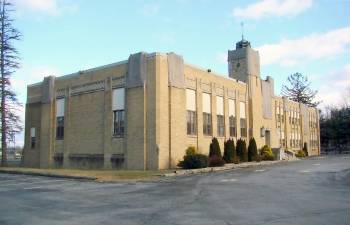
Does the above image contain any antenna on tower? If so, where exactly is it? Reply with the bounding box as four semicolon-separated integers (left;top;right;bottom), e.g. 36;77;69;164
240;22;244;40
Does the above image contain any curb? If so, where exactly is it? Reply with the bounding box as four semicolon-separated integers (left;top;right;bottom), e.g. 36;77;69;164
162;159;298;177
0;170;97;181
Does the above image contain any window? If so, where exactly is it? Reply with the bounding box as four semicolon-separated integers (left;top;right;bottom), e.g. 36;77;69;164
113;110;125;136
229;99;236;137
216;96;224;137
56;117;64;139
113;88;125;136
30;127;36;149
56;98;65;140
186;89;197;135
240;101;247;138
202;93;212;136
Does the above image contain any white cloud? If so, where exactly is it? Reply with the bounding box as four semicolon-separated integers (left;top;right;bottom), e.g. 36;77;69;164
13;0;78;16
257;27;350;66
317;64;350;108
232;0;313;20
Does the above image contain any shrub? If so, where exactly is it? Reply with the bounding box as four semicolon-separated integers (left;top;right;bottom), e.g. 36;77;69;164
223;138;236;163
186;146;196;156
296;149;306;158
209;137;222;158
236;139;248;162
209;155;226;167
248;138;258;162
260;145;275;161
303;142;308;157
178;154;208;169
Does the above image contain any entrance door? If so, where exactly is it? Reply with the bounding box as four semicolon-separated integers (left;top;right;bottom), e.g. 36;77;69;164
265;130;271;146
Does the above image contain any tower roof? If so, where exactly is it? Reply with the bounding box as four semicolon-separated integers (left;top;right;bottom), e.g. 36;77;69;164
236;38;251;49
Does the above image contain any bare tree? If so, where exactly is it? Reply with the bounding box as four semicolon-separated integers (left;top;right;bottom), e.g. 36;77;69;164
281;72;320;107
0;0;22;166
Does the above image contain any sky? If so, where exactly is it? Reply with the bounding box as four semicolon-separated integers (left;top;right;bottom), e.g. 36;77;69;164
8;0;350;147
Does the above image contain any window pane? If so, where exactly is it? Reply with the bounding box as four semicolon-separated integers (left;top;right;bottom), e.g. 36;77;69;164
112;88;125;111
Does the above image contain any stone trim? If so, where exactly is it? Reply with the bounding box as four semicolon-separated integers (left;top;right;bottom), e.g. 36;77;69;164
70;80;105;96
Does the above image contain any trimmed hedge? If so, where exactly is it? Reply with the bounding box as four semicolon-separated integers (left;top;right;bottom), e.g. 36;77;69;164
236;139;248;162
248;138;258;162
223;138;236;163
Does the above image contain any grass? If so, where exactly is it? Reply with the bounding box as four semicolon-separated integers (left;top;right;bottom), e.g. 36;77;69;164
0;167;172;182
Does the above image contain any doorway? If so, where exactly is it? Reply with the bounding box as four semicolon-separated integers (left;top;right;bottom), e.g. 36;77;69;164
265;130;271;146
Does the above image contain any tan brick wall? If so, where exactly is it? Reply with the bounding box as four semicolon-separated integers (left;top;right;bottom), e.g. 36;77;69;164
23;51;320;170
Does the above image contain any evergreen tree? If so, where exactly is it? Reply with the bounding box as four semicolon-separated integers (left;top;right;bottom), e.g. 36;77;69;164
236;139;248;162
303;142;308;156
209;137;222;157
223;138;235;163
281;72;320;107
0;1;22;167
248;138;258;162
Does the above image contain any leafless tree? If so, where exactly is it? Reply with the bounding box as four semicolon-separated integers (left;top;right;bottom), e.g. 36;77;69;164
0;0;22;166
281;72;320;107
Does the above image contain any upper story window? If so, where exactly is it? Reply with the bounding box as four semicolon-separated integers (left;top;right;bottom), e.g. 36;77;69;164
216;96;224;137
186;89;197;135
240;101;247;138
229;99;236;137
56;98;65;140
112;88;125;137
30;127;36;149
202;93;212;136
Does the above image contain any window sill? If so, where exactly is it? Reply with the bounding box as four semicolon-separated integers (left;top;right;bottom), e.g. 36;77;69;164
187;135;197;138
112;135;124;139
56;138;64;141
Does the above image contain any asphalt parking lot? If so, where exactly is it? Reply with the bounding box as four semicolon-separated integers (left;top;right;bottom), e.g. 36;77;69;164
1;155;350;225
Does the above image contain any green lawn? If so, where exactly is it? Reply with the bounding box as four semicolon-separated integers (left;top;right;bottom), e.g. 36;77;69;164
0;167;172;182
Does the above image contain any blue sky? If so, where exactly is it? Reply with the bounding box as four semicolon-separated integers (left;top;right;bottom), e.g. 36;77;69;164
10;0;350;146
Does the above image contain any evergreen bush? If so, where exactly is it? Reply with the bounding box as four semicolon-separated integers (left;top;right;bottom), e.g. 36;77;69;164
177;147;208;169
248;138;258;162
295;149;306;158
209;137;222;157
260;145;275;161
223;138;236;163
209;155;226;167
236;139;248;162
186;146;196;156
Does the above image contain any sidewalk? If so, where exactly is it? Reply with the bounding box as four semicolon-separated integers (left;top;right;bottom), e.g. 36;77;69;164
163;159;298;177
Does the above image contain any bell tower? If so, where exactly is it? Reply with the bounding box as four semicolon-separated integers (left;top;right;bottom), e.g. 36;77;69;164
227;38;260;82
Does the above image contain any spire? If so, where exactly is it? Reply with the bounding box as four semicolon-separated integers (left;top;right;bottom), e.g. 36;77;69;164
236;21;251;49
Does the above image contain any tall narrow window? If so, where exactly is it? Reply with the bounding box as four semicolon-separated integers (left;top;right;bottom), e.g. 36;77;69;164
30;127;36;149
56;98;65;140
228;99;236;137
113;88;125;136
202;93;212;136
216;96;224;137
240;101;247;138
186;89;197;135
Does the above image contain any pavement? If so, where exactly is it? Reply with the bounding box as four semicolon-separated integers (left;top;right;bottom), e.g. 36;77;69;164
0;155;349;225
